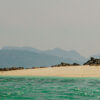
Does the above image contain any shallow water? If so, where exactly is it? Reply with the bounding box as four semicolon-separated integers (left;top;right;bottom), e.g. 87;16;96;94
0;76;100;100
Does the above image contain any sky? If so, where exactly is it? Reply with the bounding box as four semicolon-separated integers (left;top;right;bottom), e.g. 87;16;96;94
0;0;100;57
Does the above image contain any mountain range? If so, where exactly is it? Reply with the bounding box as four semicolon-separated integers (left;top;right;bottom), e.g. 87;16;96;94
0;47;88;68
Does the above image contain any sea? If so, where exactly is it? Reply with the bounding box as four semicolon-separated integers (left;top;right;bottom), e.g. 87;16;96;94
0;76;100;100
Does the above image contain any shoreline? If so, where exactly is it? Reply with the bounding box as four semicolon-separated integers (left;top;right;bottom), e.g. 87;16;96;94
1;66;100;77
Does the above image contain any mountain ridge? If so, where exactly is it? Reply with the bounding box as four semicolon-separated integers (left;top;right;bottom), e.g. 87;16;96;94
0;47;87;68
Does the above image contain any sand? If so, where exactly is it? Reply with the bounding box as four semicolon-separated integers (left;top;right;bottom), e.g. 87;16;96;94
0;66;100;77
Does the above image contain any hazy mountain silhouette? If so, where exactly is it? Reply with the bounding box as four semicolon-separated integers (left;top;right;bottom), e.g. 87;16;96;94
0;47;87;68
0;49;75;68
2;46;41;53
44;48;86;64
92;53;100;59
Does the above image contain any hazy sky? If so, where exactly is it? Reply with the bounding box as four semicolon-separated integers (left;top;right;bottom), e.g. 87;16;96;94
0;0;100;57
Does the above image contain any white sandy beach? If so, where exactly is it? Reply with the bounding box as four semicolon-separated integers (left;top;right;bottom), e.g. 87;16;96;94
1;66;100;77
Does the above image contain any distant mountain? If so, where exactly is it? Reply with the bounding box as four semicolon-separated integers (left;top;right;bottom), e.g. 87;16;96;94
0;47;87;68
2;46;41;53
0;49;76;68
43;48;87;64
91;54;100;59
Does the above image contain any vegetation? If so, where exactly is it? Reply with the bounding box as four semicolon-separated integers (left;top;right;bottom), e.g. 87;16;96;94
84;57;100;66
51;62;80;67
0;67;24;71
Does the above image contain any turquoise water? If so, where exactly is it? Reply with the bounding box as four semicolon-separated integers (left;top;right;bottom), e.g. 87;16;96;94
0;77;100;100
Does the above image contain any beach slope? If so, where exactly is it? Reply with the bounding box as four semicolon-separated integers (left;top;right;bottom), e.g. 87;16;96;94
0;66;100;77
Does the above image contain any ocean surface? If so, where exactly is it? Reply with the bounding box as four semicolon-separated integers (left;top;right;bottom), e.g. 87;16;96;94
0;77;100;100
